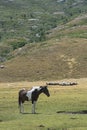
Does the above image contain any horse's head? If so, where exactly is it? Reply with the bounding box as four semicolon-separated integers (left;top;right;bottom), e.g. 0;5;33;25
40;86;50;97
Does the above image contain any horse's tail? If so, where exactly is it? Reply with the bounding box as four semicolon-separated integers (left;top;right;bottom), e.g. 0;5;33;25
18;88;26;107
18;92;21;107
18;89;23;107
18;95;21;107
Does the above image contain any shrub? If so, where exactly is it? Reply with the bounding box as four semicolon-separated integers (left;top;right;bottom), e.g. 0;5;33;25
7;39;27;50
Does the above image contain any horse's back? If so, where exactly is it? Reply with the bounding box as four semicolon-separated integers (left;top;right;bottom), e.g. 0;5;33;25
19;89;27;100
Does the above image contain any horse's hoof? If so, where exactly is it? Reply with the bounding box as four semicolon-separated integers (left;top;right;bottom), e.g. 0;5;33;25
20;111;23;114
32;112;36;114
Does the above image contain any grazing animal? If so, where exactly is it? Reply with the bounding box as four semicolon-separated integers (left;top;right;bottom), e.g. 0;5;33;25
18;86;50;114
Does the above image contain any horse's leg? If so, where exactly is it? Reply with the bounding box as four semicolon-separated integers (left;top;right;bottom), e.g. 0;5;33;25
32;101;36;114
20;103;24;113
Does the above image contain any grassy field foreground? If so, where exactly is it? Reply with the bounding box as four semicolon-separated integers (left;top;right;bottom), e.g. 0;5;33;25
0;78;87;130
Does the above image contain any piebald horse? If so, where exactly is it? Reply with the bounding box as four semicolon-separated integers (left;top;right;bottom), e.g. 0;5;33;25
18;86;50;114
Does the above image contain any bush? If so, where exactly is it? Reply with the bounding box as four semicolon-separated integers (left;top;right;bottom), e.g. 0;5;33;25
7;39;27;50
0;45;11;57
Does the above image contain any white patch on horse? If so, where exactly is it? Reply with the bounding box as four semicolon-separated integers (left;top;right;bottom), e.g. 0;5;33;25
26;86;41;100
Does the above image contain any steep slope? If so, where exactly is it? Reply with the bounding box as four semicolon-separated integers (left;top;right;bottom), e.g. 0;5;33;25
0;37;87;82
48;13;87;39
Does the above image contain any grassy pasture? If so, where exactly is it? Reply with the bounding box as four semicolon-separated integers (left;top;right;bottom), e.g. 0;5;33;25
0;78;87;130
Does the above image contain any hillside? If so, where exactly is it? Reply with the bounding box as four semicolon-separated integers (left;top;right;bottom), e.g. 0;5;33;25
0;0;87;44
0;37;87;82
0;0;87;82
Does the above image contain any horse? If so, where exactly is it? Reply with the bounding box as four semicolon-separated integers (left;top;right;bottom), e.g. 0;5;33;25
18;86;50;114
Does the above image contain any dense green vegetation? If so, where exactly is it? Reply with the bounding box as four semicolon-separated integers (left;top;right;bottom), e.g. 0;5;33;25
0;0;87;44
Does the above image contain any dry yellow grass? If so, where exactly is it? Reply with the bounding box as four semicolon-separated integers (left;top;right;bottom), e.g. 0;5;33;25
0;78;87;97
0;37;87;82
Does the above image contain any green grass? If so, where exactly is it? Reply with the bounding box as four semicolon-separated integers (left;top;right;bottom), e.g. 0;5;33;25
0;79;87;130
